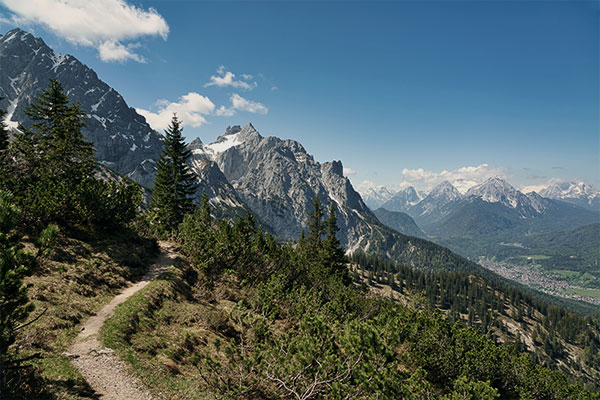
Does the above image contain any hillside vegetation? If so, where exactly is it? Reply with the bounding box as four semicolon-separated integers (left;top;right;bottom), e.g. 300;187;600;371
1;80;599;399
349;251;600;385
101;200;600;399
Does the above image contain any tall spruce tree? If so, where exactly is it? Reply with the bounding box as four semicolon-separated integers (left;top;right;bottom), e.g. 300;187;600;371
150;114;196;235
23;79;95;177
2;79;140;230
322;203;347;277
5;80;98;228
306;196;324;252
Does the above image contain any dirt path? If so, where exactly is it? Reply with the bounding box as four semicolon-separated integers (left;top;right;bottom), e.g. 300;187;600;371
67;242;177;400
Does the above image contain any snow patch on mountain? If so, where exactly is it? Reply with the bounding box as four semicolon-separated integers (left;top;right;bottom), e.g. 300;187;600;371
466;177;549;217
539;181;600;211
358;185;396;209
4;98;19;129
190;124;256;160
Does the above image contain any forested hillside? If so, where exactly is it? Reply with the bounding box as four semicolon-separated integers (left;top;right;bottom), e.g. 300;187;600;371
101;198;600;399
1;81;599;399
349;251;600;385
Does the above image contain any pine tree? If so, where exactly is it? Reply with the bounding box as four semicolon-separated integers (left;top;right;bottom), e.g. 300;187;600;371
150;114;196;235
306;196;324;252
322;203;347;278
3;79;140;229
5;80;97;227
14;79;94;175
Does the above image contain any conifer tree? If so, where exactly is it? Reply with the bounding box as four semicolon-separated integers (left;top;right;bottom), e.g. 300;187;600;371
3;79;140;229
306;196;324;252
150;114;196;235
322;203;347;276
5;80;97;227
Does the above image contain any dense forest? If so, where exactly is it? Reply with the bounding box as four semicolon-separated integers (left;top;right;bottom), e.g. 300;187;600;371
1;81;599;398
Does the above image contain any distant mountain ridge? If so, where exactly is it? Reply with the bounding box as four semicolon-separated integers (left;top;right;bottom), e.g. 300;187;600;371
380;186;422;213
360;185;396;209
540;181;600;211
373;177;598;237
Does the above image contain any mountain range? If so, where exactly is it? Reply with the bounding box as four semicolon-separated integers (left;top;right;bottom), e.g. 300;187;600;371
2;27;599;325
359;185;396;209
373;178;598;234
540;181;600;211
1;28;495;277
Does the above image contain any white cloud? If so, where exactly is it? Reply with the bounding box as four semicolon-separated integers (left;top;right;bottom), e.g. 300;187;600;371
215;105;235;117
343;167;356;176
398;164;510;193
98;40;145;63
136;92;215;131
217;93;268;116
0;0;169;63
204;66;257;90
520;183;550;194
356;180;376;191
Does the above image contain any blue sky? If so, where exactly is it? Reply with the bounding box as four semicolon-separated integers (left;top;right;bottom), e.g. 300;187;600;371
0;0;598;193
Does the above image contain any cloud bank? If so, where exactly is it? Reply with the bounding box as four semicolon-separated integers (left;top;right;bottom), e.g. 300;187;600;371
136;92;215;131
0;0;169;62
137;93;269;130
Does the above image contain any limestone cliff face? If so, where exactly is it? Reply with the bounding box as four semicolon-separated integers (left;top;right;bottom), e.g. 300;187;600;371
190;123;391;252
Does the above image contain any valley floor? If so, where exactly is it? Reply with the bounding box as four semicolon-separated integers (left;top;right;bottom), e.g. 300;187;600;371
479;257;600;306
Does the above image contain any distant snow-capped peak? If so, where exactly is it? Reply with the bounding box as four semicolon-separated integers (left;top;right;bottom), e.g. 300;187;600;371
395;186;424;205
539;181;600;210
465;177;550;216
428;181;462;201
540;181;599;201
466;177;522;208
358;185;396;209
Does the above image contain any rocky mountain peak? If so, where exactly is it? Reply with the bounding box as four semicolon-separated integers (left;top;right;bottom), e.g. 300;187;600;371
379;186;421;213
324;160;344;177
466;177;518;199
466;177;549;216
224;125;242;136
401;186;421;201
188;137;204;149
0;28;163;188
237;122;261;141
429;181;461;200
357;185;396;210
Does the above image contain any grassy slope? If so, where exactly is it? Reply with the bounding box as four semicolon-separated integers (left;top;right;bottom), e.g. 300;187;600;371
12;228;158;399
101;252;600;399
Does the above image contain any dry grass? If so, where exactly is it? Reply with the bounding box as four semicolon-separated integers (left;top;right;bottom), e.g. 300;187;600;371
10;229;158;399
